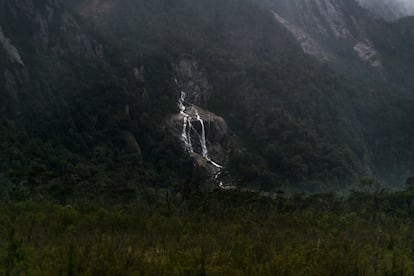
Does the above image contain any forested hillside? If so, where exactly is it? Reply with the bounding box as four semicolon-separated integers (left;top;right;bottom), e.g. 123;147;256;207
0;0;414;200
3;0;414;274
67;0;414;189
0;0;204;201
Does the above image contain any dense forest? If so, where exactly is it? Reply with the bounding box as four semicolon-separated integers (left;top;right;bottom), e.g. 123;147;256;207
1;0;414;197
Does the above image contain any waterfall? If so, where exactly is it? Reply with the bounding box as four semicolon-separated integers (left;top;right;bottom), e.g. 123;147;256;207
195;110;208;158
177;91;222;169
178;91;194;153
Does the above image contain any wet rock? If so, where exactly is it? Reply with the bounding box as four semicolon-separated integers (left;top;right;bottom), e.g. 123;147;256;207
167;105;230;173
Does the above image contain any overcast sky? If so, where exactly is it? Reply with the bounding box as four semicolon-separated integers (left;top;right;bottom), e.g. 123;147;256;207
387;0;414;10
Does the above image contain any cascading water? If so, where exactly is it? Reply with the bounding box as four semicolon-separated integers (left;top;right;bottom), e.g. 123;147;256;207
177;91;223;170
195;110;208;158
195;110;222;168
178;91;194;153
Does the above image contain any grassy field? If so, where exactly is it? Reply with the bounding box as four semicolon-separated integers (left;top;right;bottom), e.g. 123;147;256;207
1;190;414;275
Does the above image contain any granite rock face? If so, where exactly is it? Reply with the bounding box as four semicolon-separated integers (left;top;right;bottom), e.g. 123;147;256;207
1;0;103;59
0;24;27;116
168;106;229;161
166;56;234;176
0;25;24;65
0;0;106;116
168;105;230;176
173;55;213;106
267;0;383;68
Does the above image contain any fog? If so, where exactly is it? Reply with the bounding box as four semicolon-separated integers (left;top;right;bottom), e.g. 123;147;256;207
356;0;414;19
357;0;414;9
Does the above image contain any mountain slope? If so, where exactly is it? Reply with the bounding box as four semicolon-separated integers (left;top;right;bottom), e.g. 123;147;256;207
68;0;414;188
1;0;414;199
0;0;205;201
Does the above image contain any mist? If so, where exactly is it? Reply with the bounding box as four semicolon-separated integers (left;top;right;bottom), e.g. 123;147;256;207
356;0;414;19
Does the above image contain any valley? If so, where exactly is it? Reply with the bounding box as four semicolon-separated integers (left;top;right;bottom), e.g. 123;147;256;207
1;0;414;274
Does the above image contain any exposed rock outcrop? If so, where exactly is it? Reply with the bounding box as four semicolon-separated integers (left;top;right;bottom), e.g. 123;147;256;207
269;0;383;68
173;55;213;106
1;0;103;59
0;24;27;116
271;11;330;62
353;41;382;68
0;25;24;65
167;105;229;175
0;0;104;117
168;55;233;177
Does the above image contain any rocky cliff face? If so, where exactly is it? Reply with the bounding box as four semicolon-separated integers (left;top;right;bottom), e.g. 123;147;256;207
167;56;232;178
0;25;24;66
173;55;213;106
0;0;103;60
30;0;414;188
168;105;229;175
0;24;27;116
2;0;414;196
271;11;330;62
0;0;104;116
266;0;383;69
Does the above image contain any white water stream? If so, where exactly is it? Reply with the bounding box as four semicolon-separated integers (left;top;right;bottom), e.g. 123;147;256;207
178;91;194;153
177;91;222;170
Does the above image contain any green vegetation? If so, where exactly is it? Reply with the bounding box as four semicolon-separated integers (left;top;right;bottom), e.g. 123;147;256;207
2;189;414;275
2;2;414;274
1;0;414;194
